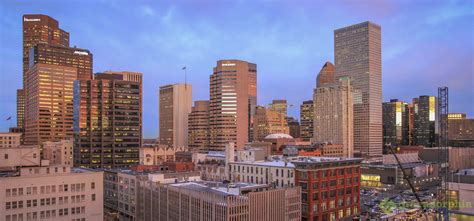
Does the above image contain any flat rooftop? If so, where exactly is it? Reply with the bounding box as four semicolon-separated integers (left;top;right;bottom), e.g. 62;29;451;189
171;181;269;196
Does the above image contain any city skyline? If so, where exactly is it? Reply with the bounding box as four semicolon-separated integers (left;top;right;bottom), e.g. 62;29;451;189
1;1;473;138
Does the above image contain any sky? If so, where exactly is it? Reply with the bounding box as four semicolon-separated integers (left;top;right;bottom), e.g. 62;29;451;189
0;0;473;138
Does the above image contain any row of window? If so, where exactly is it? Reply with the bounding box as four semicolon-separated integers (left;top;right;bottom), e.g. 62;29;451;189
300;177;360;190
4;207;86;221
5;194;96;210
298;167;360;180
5;182;95;197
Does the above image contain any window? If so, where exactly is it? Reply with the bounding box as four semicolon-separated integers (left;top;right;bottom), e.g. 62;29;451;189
312;193;319;200
6;202;11;210
6;189;11;197
4;154;8;159
91;182;95;190
312;183;319;189
92;194;96;201
302;193;308;202
300;182;308;190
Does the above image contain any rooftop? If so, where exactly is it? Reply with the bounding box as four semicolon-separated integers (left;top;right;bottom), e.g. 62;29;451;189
171;181;269;196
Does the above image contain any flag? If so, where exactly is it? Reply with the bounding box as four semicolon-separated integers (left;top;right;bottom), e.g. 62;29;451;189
182;66;186;70
6;116;11;121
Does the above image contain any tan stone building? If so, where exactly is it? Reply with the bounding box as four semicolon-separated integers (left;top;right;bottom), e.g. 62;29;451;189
188;100;210;150
209;60;257;150
313;74;354;158
0;133;22;148
0;146;40;171
24;64;77;145
137;181;301;221
269;99;288;117
42;139;73;166
0;166;103;221
159;84;192;148
253;106;289;142
139;139;187;165
334;21;382;158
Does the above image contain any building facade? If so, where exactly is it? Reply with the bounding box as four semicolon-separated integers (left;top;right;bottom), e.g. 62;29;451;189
334;21;382;158
413;96;437;147
287;117;301;138
137;181;301;221
16;89;25;130
313;75;354;158
229;160;296;188
22;14;69;85
188;100;210;150
159;84;192;148
382;99;409;149
24;64;77;145
209;60;257;150
293;157;362;221
73;71;142;168
253;106;289;142
447;113;474;147
269;100;288;117
28;43;93;81
300;100;314;141
42;139;73;166
0;166;103;221
0;133;22;148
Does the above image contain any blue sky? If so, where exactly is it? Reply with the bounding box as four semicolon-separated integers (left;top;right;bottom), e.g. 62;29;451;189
0;0;473;138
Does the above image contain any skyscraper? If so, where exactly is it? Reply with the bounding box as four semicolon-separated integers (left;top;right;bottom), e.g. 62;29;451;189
300;100;314;141
313;75;354;158
16;89;25;129
28;43;93;80
287;117;301;138
253;106;289;141
209;60;257;150
159;84;193;148
188;100;210;151
73;71;142;168
334;21;382;158
24;64;77;145
413;95;437;147
22;14;69;82
382;99;409;150
269;100;288;118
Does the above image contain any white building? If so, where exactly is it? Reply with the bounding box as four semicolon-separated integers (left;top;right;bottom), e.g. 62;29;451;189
0;166;103;221
229;159;295;188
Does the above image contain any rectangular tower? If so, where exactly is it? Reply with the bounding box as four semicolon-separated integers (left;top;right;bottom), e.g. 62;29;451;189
209;60;257;150
188;100;210;151
382;99;409;149
413;96;437;147
334;21;382;158
159;84;193;148
73;71;142;168
313;77;354;157
253;106;289;141
300;100;314;141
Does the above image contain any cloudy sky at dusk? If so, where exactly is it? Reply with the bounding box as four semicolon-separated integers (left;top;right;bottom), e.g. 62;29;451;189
0;0;472;138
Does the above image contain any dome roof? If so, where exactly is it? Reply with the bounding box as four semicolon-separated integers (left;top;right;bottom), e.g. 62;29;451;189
264;133;294;139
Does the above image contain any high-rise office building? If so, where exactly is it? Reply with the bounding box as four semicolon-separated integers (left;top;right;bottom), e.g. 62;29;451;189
413;96;437;147
24;64;77;145
253;106;289;141
313;75;354;158
16;89;25;129
300;100;314;141
74;71;142;168
334;21;382;158
28;43;93;80
20;15;70;132
187;100;210;150
22;14;69;82
269;100;288;117
382;99;409;149
287;117;301;138
159;84;192;148
209;60;257;150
